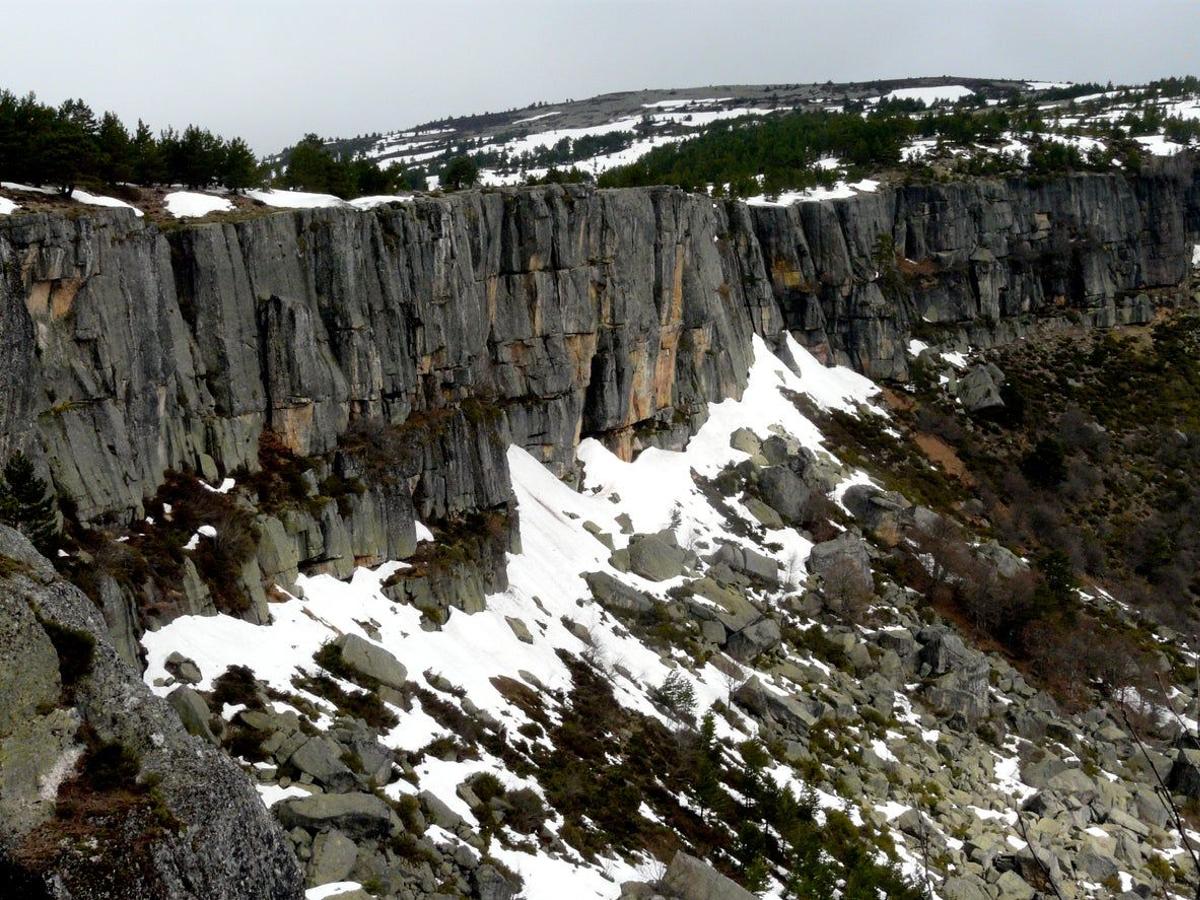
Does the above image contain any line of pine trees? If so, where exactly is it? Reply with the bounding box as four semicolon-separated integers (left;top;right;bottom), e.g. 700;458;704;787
0;90;260;195
276;134;424;198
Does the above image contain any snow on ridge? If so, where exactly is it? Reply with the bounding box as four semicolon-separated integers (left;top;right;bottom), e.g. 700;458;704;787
2;181;144;216
641;97;733;109
246;188;348;209
0;197;18;216
743;178;879;206
885;84;974;105
511;111;561;125
164;191;234;218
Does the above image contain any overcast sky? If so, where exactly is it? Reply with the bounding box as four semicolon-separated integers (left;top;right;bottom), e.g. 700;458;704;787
3;1;1199;153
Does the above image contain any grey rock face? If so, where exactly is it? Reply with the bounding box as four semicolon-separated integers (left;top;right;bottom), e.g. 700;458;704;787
0;526;303;899
749;157;1199;379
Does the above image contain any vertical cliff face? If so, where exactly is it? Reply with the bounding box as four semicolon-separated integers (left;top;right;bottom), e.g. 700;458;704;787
0;164;1195;534
747;155;1199;378
0;185;775;527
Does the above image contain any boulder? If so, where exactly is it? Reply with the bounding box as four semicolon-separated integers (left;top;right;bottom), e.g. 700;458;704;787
662;851;757;900
733;676;816;736
941;875;991;900
290;735;357;791
807;532;872;592
276;792;400;840
842;484;912;542
758;466;812;524
708;543;779;585
420;789;464;831
334;633;408;690
308;828;358;886
725;617;782;663
166;685;218;745
165;651;203;685
505;616;533;644
957;362;1005;412
584;571;655;618
474;863;520;900
729;428;766;464
627;531;690;582
688;578;761;632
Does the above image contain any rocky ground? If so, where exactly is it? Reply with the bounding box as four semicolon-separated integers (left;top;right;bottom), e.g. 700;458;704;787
120;332;1200;899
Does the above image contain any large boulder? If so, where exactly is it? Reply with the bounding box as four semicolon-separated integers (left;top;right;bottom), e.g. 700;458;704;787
807;532;872;592
334;633;408;690
584;571;655;618
289;735;357;792
626;531;691;582
725;617;782;663
733;676;817;736
307;828;358;886
957;362;1005;412
757;466;812;524
275;792;399;840
662;850;757;900
842;485;912;543
708;543;779;585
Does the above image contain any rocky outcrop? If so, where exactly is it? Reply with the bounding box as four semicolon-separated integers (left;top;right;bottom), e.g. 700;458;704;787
0;185;769;528
748;155;1200;378
0;165;1197;636
0;525;302;898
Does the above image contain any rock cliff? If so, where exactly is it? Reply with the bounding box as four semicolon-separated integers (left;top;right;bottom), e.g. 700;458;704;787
747;154;1200;378
0;163;1195;618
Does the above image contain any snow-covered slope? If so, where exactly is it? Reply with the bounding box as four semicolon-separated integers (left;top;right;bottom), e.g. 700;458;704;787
139;333;1200;899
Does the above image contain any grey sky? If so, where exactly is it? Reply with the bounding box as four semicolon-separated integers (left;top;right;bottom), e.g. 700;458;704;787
2;1;1198;153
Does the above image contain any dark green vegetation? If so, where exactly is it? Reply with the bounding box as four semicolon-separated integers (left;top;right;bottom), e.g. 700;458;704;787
277;133;424;198
61;469;258;620
598;102;1152;196
509;652;922;898
809;313;1200;710
0;90;259;194
0;451;60;555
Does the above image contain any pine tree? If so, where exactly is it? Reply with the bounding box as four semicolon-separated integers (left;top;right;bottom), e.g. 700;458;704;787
96;111;133;184
131;120;166;185
0;452;59;555
221;137;260;192
440;155;479;191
